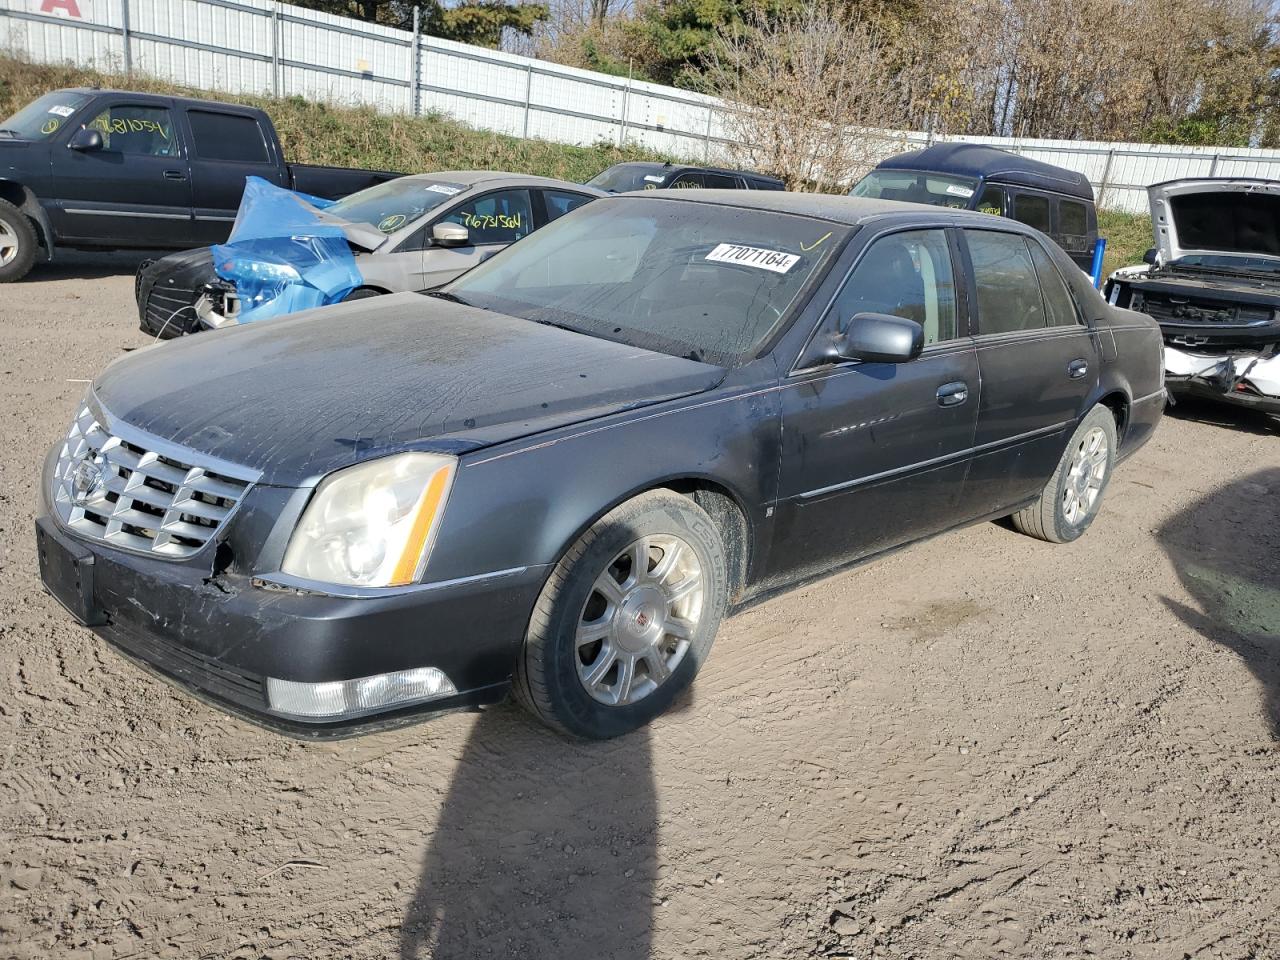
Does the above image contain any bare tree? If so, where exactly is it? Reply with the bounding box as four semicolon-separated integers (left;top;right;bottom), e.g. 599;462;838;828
700;3;918;191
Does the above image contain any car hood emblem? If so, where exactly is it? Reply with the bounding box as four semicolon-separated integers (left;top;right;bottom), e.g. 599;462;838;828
69;455;107;506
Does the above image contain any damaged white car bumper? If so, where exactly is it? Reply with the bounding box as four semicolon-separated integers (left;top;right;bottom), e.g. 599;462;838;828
1165;345;1280;414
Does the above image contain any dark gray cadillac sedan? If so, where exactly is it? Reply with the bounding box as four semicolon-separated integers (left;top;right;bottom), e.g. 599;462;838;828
36;191;1165;739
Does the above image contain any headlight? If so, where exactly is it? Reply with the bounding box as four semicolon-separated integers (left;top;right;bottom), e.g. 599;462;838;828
281;452;456;587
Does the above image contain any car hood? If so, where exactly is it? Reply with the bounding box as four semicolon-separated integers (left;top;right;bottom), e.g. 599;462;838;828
1150;178;1280;266
92;293;725;486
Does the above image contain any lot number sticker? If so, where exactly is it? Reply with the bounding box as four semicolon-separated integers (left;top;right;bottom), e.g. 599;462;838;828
48;105;77;117
705;243;799;274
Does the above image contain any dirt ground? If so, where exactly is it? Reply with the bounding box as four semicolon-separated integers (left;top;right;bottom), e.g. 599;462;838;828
1;253;1279;960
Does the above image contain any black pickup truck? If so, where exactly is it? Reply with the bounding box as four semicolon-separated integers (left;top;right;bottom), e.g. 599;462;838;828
0;89;402;282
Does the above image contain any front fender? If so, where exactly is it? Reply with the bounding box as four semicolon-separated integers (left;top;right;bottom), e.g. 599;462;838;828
424;369;782;588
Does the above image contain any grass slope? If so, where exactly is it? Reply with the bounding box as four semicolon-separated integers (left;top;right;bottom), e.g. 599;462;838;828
0;55;660;182
1;55;1153;270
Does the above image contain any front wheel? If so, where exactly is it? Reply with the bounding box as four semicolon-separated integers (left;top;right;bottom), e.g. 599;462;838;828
514;490;729;739
1011;404;1118;543
0;199;38;283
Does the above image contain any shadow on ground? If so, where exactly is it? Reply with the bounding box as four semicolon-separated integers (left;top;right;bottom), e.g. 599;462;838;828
1157;467;1280;737
400;705;657;959
25;250;165;282
1165;395;1280;438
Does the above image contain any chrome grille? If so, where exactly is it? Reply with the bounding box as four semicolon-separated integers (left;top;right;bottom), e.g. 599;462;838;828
51;406;254;558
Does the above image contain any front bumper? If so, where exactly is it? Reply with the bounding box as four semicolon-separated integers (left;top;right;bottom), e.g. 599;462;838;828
35;514;549;738
1164;346;1280;415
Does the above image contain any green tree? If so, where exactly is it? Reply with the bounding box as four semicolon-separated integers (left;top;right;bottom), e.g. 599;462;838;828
290;1;549;48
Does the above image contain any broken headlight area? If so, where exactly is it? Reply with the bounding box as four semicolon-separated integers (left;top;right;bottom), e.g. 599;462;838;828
208;176;367;326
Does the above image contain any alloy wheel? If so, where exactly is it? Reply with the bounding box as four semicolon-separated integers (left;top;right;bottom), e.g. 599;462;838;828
575;534;703;706
1062;427;1108;525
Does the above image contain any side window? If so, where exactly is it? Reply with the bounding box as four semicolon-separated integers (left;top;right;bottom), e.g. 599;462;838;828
966;230;1046;334
1011;193;1051;233
440;189;532;245
85;105;177;157
702;172;739;189
542;189;593;223
1058;200;1087;236
669;173;705;189
1027;239;1081;327
187;111;270;163
976;185;1006;216
829;229;958;346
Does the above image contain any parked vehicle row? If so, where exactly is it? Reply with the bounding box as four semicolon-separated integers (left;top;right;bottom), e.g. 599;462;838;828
13;85;1173;739
36;189;1164;739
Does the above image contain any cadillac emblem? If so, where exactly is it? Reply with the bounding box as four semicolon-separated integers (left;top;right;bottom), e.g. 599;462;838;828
69;455;107;506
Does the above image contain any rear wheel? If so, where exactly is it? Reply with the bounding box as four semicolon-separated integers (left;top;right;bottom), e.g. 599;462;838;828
342;287;382;302
514;490;729;739
0;199;38;283
1011;404;1118;543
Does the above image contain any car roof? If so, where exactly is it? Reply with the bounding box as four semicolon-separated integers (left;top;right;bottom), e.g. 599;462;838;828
59;87;269;114
875;143;1095;202
603;161;783;184
625;188;1014;227
400;170;604;192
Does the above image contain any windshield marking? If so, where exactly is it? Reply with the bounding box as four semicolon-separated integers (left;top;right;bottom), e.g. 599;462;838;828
705;243;800;274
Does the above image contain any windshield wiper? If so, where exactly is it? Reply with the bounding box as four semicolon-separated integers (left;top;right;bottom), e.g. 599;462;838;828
426;290;472;306
0;129;23;138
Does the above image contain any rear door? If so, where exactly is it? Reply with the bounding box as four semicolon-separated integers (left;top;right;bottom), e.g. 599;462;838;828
47;98;192;245
959;228;1097;517
181;107;287;243
770;226;980;579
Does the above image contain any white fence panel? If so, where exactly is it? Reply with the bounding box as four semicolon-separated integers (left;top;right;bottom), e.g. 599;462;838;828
7;0;1280;212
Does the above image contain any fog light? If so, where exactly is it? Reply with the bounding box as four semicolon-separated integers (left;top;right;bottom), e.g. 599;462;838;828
266;667;457;718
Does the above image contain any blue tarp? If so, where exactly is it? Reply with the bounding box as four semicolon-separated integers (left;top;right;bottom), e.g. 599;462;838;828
211;176;363;323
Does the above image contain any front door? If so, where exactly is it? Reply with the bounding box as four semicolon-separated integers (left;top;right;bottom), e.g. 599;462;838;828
48;99;192;246
958;228;1097;517
770;227;980;581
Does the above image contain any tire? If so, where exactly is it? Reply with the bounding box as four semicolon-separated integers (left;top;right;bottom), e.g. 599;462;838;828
514;489;729;739
0;199;38;283
342;287;382;302
1011;404;1118;544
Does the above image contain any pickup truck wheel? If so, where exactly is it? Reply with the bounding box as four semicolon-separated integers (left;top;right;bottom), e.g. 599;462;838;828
0;199;38;283
1011;404;1117;544
515;489;728;739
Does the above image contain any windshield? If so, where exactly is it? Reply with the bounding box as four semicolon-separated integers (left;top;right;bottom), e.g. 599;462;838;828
443;196;848;365
0;91;94;141
326;178;466;233
586;165;670;193
850;170;979;209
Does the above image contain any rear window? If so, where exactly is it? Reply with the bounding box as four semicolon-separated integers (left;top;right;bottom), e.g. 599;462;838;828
1012;193;1052;233
187;110;270;163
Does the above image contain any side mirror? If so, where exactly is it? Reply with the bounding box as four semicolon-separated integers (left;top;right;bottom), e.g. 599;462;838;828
431;222;470;248
1142;247;1158;266
68;128;103;152
828;312;924;364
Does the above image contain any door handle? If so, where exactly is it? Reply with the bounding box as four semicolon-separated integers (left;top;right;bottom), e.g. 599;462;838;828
1067;358;1089;379
163;170;187;181
936;381;969;406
